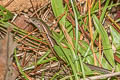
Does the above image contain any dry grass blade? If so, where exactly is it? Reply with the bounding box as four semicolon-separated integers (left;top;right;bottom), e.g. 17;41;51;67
80;72;120;80
17;28;38;43
106;13;120;31
60;24;74;49
88;0;97;65
98;0;102;67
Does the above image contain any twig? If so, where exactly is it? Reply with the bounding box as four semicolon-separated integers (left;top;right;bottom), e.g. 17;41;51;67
30;1;51;17
4;0;14;7
80;72;120;80
17;28;38;43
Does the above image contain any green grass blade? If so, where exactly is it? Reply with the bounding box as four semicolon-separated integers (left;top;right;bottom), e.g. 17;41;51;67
37;50;51;64
78;54;85;79
70;0;78;54
0;5;13;21
51;0;66;25
100;0;110;22
54;45;68;62
92;14;115;67
110;25;120;50
67;43;80;80
14;48;29;80
59;43;78;80
23;57;57;71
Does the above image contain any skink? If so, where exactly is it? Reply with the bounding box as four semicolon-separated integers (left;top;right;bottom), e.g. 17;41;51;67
27;17;111;74
27;18;64;63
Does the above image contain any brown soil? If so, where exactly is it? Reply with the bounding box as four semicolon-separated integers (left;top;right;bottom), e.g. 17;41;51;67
0;0;49;13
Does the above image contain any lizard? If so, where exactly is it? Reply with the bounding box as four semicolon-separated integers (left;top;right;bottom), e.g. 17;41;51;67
27;17;112;74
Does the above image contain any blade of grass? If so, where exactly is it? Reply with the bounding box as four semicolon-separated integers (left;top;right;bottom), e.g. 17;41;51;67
67;43;80;80
0;21;47;45
60;46;76;80
78;54;85;79
54;45;68;62
60;24;74;49
42;72;45;80
100;0;110;22
51;0;66;26
70;0;78;54
110;25;120;50
60;75;73;80
14;48;29;80
37;50;51;64
93;14;115;67
50;70;63;80
106;13;120;31
0;5;13;21
52;22;73;42
23;57;57;71
79;2;120;21
88;0;97;65
98;0;102;67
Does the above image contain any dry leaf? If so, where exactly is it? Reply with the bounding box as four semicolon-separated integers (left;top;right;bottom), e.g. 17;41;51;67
0;30;18;80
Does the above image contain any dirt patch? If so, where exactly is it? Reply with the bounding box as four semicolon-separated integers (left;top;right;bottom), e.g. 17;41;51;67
0;0;49;13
